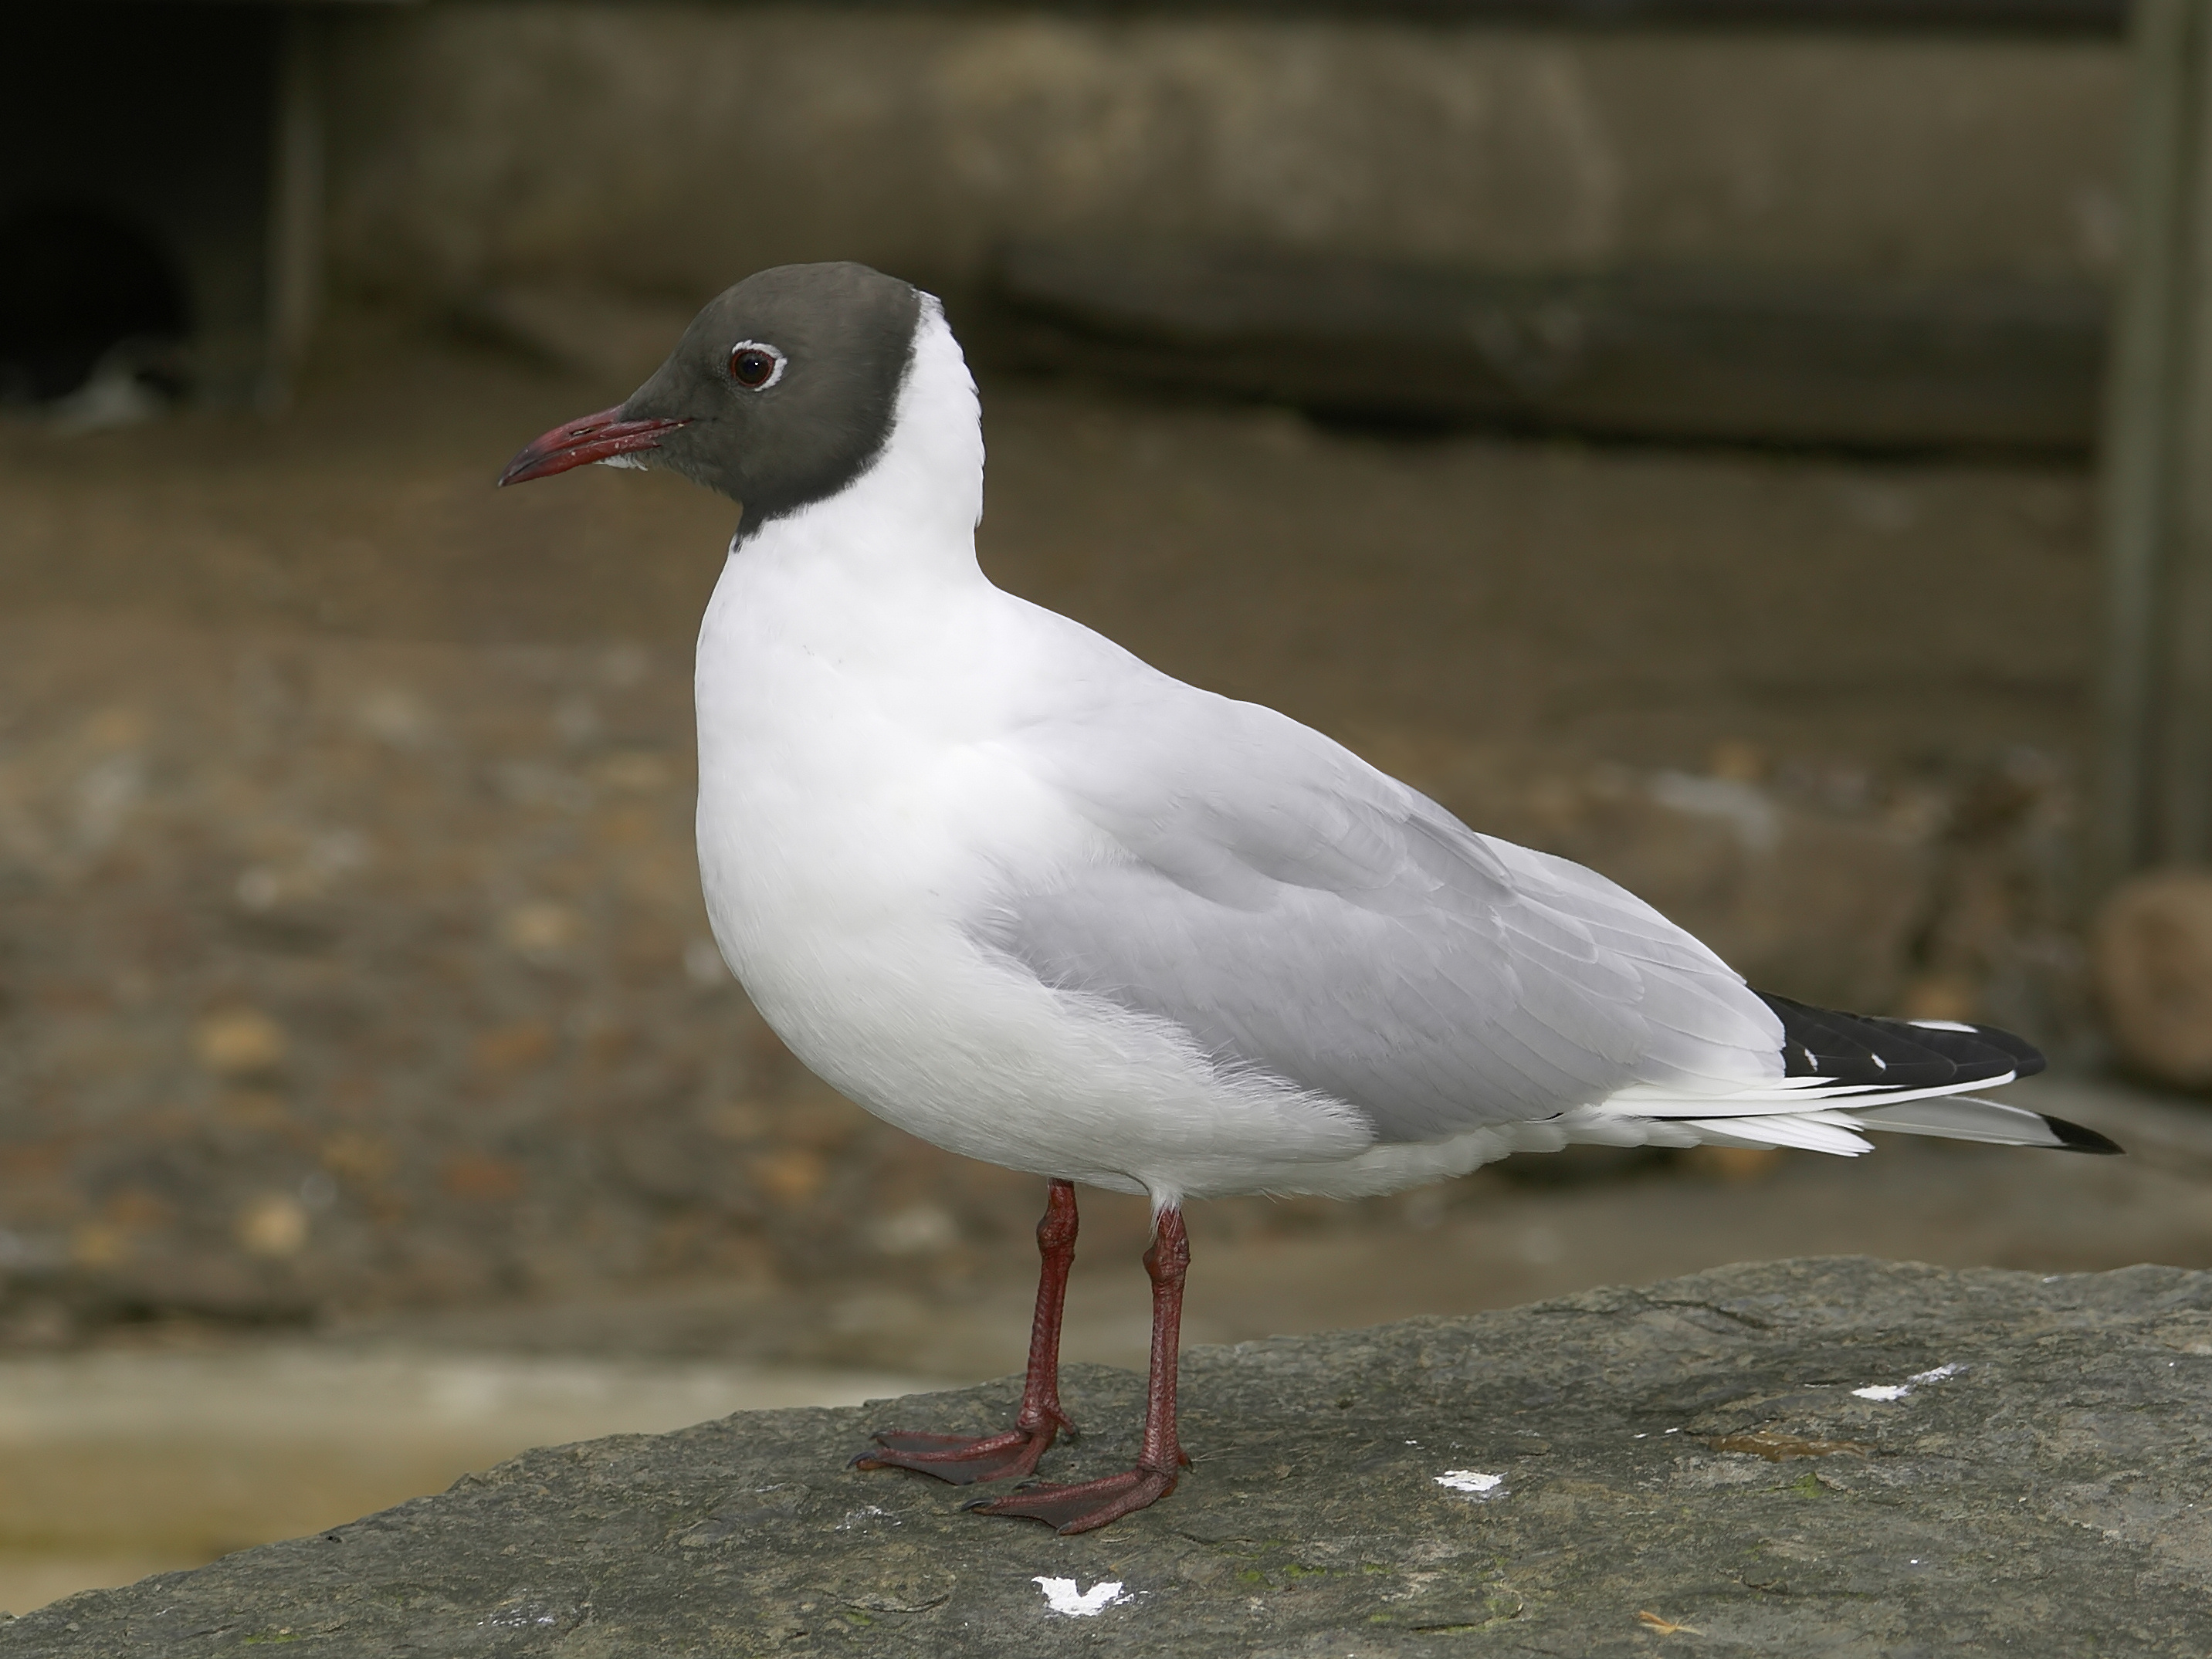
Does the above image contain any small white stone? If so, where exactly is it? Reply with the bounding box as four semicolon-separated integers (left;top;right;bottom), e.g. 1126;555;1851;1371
1033;1577;1130;1617
1435;1469;1504;1496
1855;1364;1955;1402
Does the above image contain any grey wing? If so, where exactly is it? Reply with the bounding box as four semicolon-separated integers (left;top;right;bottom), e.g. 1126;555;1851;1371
981;689;1784;1143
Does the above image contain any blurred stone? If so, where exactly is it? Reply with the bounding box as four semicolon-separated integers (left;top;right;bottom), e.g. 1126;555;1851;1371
751;1149;827;1208
319;1132;396;1185
103;1189;170;1230
232;865;283;910
2093;868;2212;1089
234;1194;309;1259
613;1129;747;1212
440;1157;525;1204
469;1021;555;1077
191;1009;286;1078
353;687;433;750
78;708;147;753
114;1252;316;1323
500;900;581;959
682;937;730;985
216;1091;290;1130
589;751;674;794
868;1204;960;1258
1680;1146;1785;1182
0;1298;75;1349
1705;737;1767;784
700;1102;771;1143
66;1224;129;1271
1397;1187;1448;1231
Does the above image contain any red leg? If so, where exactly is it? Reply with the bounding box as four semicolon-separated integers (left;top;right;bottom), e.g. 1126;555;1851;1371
853;1180;1079;1485
970;1204;1191;1534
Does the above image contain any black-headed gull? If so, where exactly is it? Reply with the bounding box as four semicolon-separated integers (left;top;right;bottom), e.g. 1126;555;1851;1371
500;262;2119;1534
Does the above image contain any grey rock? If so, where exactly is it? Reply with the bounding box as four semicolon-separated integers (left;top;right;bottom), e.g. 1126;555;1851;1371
11;1256;2212;1657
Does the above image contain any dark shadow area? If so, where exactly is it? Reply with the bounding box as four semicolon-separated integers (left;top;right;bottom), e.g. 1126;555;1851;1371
0;3;275;408
0;203;191;407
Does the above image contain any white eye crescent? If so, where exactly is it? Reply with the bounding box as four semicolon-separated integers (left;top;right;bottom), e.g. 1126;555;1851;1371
727;341;786;390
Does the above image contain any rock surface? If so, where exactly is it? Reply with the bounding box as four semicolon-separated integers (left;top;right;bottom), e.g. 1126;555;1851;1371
8;1257;2212;1656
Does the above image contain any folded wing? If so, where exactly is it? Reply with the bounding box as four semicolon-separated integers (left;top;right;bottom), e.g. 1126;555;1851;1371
979;685;1787;1144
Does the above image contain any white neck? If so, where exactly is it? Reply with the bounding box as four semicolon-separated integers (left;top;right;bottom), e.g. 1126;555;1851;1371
729;298;986;598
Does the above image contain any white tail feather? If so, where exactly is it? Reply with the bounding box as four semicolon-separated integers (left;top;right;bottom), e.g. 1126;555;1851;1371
1678;1112;1874;1156
1576;1089;2075;1160
1604;1069;2019;1119
1839;1094;2069;1149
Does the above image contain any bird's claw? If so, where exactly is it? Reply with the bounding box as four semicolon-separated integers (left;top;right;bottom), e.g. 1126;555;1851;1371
965;1465;1179;1533
850;1424;1061;1486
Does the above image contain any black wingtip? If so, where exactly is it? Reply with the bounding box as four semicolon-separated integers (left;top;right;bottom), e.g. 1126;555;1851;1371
2041;1113;2124;1156
1754;991;2052;1091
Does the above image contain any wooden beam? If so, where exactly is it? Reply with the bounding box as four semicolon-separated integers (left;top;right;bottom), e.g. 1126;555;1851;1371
987;240;2105;452
825;0;2130;32
2096;0;2212;882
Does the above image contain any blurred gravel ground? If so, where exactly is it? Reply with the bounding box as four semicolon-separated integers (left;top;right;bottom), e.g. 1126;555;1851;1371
0;618;936;1325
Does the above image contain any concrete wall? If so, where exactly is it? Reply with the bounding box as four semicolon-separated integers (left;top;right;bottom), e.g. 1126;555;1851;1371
318;2;2127;306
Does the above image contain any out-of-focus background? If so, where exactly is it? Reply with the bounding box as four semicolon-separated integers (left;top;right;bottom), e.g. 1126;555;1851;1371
10;0;2212;1615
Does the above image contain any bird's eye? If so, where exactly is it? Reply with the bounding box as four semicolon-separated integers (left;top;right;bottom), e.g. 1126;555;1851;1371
727;342;785;390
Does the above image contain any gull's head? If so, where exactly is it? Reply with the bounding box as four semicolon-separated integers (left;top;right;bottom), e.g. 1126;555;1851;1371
497;262;923;530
